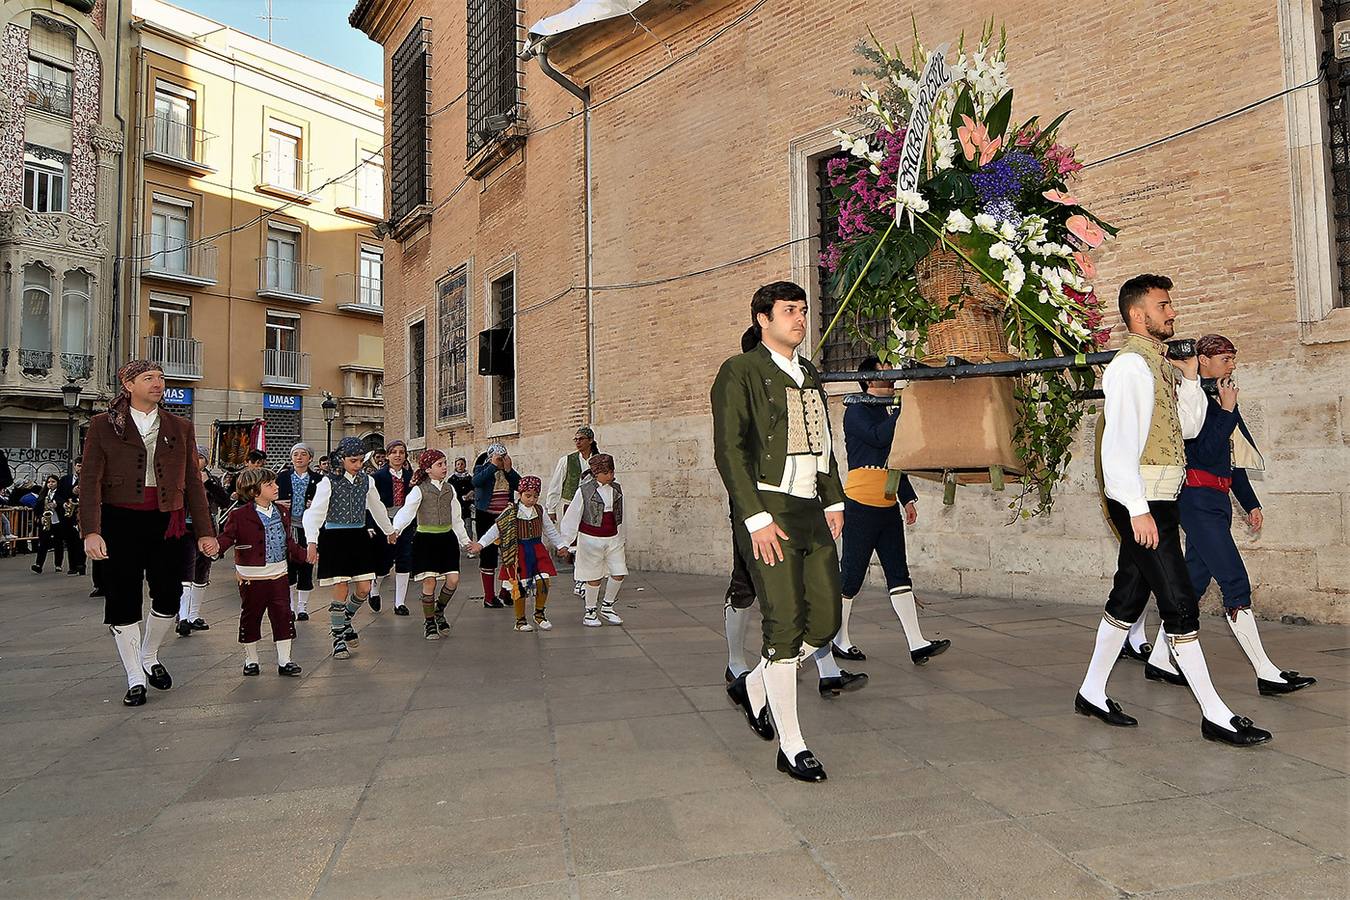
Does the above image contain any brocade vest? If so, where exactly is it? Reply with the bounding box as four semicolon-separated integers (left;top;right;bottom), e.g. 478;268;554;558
326;472;370;528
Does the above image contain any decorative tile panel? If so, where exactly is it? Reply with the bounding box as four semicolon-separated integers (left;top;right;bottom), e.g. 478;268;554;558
68;46;100;220
0;25;30;210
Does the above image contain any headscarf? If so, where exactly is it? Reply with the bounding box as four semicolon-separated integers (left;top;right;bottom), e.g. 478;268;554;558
574;426;594;440
1196;334;1236;357
108;359;165;438
289;442;313;459
519;475;542;495
485;442;507;459
385;440;407;455
412;449;445;486
335;436;366;460
588;453;615;475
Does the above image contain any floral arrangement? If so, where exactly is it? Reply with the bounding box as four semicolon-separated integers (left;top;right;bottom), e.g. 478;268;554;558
822;24;1117;516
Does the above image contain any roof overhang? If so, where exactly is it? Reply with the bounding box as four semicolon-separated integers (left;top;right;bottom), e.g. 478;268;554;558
522;0;651;58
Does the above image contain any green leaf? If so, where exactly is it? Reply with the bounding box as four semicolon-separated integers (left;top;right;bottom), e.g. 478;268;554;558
985;89;1013;139
1030;110;1071;151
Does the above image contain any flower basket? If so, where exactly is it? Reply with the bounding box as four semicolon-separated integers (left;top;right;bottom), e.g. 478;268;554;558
916;243;1018;365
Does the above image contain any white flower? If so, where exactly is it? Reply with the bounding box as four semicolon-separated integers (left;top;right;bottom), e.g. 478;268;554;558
896;189;929;217
1003;255;1026;296
988;242;1014;262
944;210;973;233
998;220;1017;242
973;213;998;234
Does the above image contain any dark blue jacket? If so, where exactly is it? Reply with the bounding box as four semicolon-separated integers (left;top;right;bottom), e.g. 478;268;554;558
472;461;521;512
372;464;413;508
842;393;917;506
1184;395;1261;513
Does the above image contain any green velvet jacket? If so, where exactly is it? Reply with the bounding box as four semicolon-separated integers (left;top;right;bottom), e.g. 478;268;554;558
710;343;846;523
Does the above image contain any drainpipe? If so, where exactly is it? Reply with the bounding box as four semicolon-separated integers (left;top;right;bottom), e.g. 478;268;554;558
534;46;594;423
109;0;127;385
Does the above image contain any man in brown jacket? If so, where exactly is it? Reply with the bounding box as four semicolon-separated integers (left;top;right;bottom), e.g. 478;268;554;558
81;360;218;706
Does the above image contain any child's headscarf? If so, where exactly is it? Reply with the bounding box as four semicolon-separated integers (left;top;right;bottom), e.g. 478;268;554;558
412;449;445;486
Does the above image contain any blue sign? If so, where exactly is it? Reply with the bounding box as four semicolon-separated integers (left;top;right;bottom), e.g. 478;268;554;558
263;393;303;411
163;387;193;405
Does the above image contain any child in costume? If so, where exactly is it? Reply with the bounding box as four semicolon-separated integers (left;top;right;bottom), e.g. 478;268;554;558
215;467;307;676
176;448;231;637
473;475;567;632
557;454;627;627
391;450;472;640
302;436;396;659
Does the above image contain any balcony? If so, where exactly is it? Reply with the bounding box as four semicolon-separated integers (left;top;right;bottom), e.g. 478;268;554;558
61;353;92;379
17;349;53;377
143;116;217;175
333;182;384;223
253;151;316;202
145;335;202;380
143;233;218;287
262;349;310;389
26;74;71;117
335;273;383;316
257;257;323;304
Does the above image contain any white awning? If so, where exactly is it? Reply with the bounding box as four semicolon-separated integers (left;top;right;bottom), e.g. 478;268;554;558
522;0;651;57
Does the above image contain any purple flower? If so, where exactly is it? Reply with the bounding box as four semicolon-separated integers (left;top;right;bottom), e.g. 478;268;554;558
971;151;1044;207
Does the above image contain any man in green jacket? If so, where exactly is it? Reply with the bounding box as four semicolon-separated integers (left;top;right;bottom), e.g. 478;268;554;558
711;281;845;783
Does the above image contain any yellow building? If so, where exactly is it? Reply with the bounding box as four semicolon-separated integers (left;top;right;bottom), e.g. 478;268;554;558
129;0;386;467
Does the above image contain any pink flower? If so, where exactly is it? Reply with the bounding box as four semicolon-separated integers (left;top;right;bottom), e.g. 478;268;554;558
1043;189;1078;205
1066;215;1106;249
958;115;1002;167
1072;251;1097;280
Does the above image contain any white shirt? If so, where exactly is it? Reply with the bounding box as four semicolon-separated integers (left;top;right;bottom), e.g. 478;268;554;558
744;346;845;534
545;451;594;516
129;406;160;488
478;501;567;548
1100;353;1207;516
302;472;395;538
558;482;622;546
391;479;471;546
235;503;289;579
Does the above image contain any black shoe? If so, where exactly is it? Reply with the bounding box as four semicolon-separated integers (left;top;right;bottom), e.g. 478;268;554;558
726;674;775;741
89;588;104;597
1144;662;1188;686
1258;670;1317;695
67;568;83;576
144;664;172;691
1202;714;1272;746
30;564;41;574
724;666;736;684
424;619;441;640
1074;692;1138;727
1119;641;1153;662
394;605;410;616
123;685;147;706
369;594;382;612
277;662;303;677
483;597;504;609
242;662;260;677
435;613;450;633
776;748;827;783
190;618;209;631
910;639;951;666
175;619;192;637
819;670;869;696
296;611;309;621
831;643;866;661
498;588;512;605
343;628;359;647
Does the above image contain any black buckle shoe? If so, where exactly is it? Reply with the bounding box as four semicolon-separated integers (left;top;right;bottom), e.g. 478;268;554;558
123;685;147;706
424;619;441;640
277;662;302;677
190;619;209;631
776;749;827;782
143;664;172;691
175;619;192;637
394;605;410;616
1119;641;1152;662
911;639;951;666
831;644;866;661
1074;692;1138;727
368;594;382;612
30;564;41;574
1258;670;1317;695
242;662;260;677
1144;662;1188;686
819;670;869;696
483;597;504;609
296;611;309;621
1202;714;1272;746
726;674;775;741
435;614;450;633
90;588;104;597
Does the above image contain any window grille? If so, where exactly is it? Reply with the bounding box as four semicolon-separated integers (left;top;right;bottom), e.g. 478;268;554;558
390;20;430;224
466;0;521;157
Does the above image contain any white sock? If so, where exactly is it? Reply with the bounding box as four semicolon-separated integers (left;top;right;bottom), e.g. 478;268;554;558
110;623;146;688
889;586;929;651
1148;622;1179;673
243;642;260;665
833;596;855;650
602;579;623;607
1169;634;1237;726
188;584;204;621
275;638;292;666
724;605;752;677
297;590;310;614
395;572;410;609
1226;609;1283;681
584;584;599;611
290;586;299;614
1079;617;1129;707
141;613;176;669
813;643;841;679
177;584;192;621
762;656;807;758
1127;614;1148;653
745;658;767;713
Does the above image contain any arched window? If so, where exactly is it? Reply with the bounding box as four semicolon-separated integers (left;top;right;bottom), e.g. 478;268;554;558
21;264;52;352
61;269;90;355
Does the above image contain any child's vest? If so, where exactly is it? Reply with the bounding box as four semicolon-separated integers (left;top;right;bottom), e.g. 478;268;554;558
578;481;622;537
415;480;457;533
258;506;288;564
326;472;370;528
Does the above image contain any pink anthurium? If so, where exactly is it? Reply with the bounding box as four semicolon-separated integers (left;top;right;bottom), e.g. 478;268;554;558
1072;251;1097;280
1043;189;1079;205
958;115;1002;165
1066;214;1106;249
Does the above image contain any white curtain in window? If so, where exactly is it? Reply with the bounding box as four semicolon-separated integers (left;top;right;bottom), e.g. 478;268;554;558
21;265;52;351
266;226;298;292
151;200;190;271
61;270;89;355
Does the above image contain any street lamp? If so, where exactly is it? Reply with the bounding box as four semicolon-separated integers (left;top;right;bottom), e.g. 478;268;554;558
60;381;81;477
322;391;338;459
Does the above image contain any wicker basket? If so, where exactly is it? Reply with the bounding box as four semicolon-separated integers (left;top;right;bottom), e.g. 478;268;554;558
916;243;1018;365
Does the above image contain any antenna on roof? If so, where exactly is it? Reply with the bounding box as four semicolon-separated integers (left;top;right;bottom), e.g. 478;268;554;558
258;0;286;42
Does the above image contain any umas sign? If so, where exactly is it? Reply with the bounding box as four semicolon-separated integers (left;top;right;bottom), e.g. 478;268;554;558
262;394;302;411
163;387;193;405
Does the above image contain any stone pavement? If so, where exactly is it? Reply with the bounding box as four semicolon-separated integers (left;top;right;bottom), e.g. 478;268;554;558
0;559;1346;899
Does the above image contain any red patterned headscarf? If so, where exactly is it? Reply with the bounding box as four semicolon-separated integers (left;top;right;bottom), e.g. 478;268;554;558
519;475;542;495
412;449;445;486
588;453;615;475
108;359;165;438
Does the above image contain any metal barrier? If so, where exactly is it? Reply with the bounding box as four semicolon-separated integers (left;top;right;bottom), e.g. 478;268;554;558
0;506;39;544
